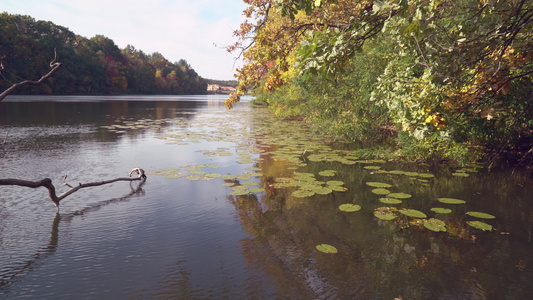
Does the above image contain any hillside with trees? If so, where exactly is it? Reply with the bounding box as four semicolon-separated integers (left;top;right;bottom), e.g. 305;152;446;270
0;13;206;95
227;0;533;166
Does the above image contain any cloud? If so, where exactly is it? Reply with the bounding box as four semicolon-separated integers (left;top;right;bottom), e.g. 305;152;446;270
2;0;247;80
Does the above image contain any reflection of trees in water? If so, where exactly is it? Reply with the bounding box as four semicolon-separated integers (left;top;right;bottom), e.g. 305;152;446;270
226;155;533;299
0;180;146;295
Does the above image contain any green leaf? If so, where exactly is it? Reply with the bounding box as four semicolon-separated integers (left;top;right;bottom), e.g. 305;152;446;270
388;192;412;199
372;188;391;195
339;203;361;212
438;197;466;204
424;218;446;232
292;189;315;198
316;244;338;254
431;207;452;214
467;221;493;231
466;211;496;219
399;209;427;218
374;207;398;220
366;182;392;188
379;197;402;204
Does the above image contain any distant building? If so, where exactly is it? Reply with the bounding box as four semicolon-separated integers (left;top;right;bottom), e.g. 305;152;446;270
207;84;236;93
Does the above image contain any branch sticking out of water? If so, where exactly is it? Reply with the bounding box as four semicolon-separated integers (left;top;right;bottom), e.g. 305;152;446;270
0;168;146;208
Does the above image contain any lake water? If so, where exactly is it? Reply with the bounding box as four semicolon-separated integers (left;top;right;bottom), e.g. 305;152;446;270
0;95;532;299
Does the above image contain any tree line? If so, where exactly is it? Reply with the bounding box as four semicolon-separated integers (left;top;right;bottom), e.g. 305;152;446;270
0;13;207;95
227;0;532;165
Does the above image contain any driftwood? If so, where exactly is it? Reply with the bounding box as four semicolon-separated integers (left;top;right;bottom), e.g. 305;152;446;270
0;168;147;208
0;49;62;102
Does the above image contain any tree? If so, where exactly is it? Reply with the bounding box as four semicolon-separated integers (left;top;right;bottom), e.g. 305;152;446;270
227;0;533;164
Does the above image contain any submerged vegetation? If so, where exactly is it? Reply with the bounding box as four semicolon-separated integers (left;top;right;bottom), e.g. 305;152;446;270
226;0;533;166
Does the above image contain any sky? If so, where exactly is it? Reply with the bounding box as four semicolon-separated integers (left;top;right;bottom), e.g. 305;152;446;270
2;0;248;80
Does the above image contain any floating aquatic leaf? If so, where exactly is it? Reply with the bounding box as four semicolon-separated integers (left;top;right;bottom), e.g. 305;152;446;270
292;189;315;198
245;167;262;171
185;175;202;181
379;197;402;204
399;209;427;218
314;187;333;195
366;182;392;188
165;173;185;179
237;175;252;181
452;172;470;177
388;170;406;175
329;185;348;192
318;171;336;177
249;187;266;193
339;203;361;212
371;188;391;195
438;197;466;204
221;175;237;180
404;172;419;177
374;207;397;220
230;189;249;196
466;211;496;219
188;169;206;175
431;207;452;214
316;244;338;254
424;218;447;232
418;173;435;178
364;166;381;170
388;192;412;199
204;173;222;178
221;183;235;187
467;221;493;231
327;180;344;186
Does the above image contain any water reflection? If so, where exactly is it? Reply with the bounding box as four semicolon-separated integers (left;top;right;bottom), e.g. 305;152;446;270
0;180;146;295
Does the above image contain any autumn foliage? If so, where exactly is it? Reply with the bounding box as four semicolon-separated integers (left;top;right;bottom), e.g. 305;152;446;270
228;0;532;164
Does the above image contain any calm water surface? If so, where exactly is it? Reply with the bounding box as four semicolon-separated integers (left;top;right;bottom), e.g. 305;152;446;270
0;95;532;299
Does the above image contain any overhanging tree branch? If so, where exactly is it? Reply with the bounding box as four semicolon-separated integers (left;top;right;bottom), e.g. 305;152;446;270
0;49;62;102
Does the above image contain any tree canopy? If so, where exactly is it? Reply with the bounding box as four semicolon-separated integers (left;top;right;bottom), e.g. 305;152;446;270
227;0;533;164
0;13;207;95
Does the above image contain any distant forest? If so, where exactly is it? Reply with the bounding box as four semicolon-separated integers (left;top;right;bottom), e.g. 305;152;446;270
0;13;208;95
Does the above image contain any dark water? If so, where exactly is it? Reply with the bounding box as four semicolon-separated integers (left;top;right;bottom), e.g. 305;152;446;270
0;95;532;299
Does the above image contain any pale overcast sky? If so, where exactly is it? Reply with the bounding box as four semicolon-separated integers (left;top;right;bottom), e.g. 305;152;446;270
2;0;248;80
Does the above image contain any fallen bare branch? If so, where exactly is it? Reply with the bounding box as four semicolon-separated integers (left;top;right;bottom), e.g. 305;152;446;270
0;168;146;208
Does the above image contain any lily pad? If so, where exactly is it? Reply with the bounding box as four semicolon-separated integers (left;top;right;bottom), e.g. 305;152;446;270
371;188;391;195
399;209;427;218
318;171;336;177
316;244;338;254
452;172;470;177
292;189;315;198
379;197;402;204
424;218;447;232
314;187;333;195
366;182;392;188
438;197;466;204
329;185;348;192
431;207;452;214
467;221;493;231
249;187;266;193
165;173;185;179
339;203;362;212
388;192;412;199
327;180;344;186
466;211;496;219
185;175;202;181
230;189;249;196
374;207;398;220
